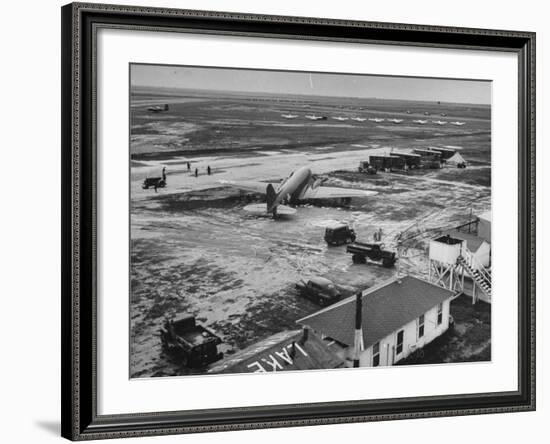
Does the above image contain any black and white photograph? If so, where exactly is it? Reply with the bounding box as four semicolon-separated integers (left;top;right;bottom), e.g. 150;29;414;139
129;64;492;378
0;0;543;442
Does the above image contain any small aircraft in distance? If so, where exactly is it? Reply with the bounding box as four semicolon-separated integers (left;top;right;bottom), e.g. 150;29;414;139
413;119;428;125
432;120;447;125
368;117;385;123
281;113;299;119
147;104;169;113
387;118;404;124
305;114;327;121
332;116;349;121
220;166;376;218
351;117;367;122
451;121;466;126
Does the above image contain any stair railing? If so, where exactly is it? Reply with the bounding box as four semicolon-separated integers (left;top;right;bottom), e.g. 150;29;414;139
459;246;491;290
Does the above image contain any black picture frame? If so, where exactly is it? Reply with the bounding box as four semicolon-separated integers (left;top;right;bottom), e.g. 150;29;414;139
61;2;536;440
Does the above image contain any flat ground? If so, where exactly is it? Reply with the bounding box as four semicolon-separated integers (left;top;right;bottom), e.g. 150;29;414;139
129;88;491;378
396;294;492;365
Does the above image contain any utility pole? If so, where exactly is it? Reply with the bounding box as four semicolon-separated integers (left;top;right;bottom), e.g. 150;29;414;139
353;292;364;368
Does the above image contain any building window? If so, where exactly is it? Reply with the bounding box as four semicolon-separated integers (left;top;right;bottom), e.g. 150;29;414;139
418;314;425;338
372;342;380;367
396;330;404;355
437;303;443;325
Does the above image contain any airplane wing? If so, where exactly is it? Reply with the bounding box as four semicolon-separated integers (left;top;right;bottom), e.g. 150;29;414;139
219;180;276;195
302;185;377;200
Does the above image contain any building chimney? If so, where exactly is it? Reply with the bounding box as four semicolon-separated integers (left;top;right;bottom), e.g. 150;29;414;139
299;326;309;345
353;292;364;368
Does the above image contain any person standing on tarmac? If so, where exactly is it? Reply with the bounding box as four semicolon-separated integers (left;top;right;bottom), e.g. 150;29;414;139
207;165;211;175
194;168;198;178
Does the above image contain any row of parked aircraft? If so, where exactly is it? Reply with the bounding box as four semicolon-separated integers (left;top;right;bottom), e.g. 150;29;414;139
281;113;466;126
414;120;467;126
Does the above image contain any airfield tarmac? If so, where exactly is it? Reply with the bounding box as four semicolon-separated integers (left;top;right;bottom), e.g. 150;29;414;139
129;90;491;378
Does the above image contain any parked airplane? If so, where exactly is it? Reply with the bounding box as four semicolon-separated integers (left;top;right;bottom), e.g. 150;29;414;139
147;104;169;113
413;119;428;125
432;120;447;125
281;113;299;119
368;117;385;123
220;166;376;217
305;114;327;121
388;118;404;124
351;117;367;122
451;121;466;126
332;116;349;121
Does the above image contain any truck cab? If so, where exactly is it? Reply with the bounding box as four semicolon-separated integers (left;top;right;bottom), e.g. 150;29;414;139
142;177;166;190
324;223;356;246
358;161;377;174
296;277;341;307
160;315;223;368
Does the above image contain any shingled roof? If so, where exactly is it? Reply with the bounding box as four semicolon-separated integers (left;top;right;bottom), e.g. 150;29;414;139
208;329;344;374
298;275;454;350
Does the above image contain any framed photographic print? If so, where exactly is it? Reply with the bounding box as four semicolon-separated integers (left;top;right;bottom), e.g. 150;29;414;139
61;2;536;440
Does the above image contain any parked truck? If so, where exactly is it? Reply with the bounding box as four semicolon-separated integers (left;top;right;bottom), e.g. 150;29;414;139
358;161;377;174
160;315;223;367
346;242;397;267
324;223;356;246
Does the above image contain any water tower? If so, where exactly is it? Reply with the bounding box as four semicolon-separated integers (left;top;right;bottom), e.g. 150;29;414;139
428;234;466;294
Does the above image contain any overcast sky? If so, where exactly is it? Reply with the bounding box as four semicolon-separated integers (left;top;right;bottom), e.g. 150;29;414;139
131;64;491;105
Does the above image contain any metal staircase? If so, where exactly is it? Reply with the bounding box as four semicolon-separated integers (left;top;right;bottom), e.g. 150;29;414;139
457;248;491;298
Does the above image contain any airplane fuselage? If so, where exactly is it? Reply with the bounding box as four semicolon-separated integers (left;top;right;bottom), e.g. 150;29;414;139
267;166;313;212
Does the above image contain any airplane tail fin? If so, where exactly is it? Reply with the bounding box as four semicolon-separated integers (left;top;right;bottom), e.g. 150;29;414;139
266;184;277;213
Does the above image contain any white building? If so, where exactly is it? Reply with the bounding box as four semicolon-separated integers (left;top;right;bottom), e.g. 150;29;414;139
428;209;492;303
441;230;491;268
428;233;492;303
298;275;454;367
477;211;491;244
